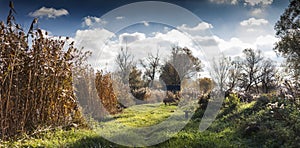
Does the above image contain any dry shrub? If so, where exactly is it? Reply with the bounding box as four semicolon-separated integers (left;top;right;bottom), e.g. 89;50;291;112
95;71;121;114
112;75;136;107
147;89;166;103
74;67;106;120
0;4;86;140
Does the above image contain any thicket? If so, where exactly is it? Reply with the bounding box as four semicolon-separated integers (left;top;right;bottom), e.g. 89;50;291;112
0;4;86;140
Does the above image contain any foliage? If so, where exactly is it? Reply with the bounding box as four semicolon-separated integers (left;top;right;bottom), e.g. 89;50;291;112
159;62;180;86
95;71;121;115
129;66;150;101
198;77;214;95
224;94;240;110
274;0;300;80
160;46;202;86
0;3;86;140
2;95;300;147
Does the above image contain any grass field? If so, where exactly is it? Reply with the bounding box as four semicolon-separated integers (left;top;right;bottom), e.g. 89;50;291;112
2;99;299;147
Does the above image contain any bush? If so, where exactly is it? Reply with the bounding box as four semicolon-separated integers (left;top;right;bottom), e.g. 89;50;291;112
95;71;121;115
224;94;240;109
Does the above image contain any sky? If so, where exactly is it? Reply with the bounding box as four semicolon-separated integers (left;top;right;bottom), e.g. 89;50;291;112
0;0;291;76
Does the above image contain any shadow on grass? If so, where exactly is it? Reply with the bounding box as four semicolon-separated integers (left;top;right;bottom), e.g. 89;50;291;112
68;135;125;148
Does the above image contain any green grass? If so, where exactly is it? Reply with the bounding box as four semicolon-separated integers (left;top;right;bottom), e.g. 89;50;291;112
2;100;300;147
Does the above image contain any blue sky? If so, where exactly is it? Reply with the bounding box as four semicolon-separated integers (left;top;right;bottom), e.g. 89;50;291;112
0;0;289;38
0;0;291;74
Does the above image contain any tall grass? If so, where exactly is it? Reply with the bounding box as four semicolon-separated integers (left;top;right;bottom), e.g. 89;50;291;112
0;3;86;140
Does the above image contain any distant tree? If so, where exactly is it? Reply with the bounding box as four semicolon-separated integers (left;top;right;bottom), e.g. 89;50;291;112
260;59;278;93
115;46;134;84
129;66;144;90
274;0;300;80
129;66;149;101
240;48;264;93
227;57;242;91
211;53;231;92
160;62;181;86
198;77;214;95
160;46;202;86
140;50;160;87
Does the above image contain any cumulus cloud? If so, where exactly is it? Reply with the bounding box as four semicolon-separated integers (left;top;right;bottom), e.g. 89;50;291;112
73;28;115;69
70;18;279;74
82;16;107;28
209;0;238;5
119;32;146;44
178;22;213;32
29;7;69;18
244;0;273;6
240;17;268;26
251;8;264;16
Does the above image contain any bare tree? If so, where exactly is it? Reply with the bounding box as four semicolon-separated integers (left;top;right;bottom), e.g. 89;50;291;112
228;56;243;91
241;48;264;93
211;53;231;92
115;46;134;84
260;59;278;93
140;50;160;87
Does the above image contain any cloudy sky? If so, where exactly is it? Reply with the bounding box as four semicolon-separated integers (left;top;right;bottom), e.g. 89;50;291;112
0;0;290;75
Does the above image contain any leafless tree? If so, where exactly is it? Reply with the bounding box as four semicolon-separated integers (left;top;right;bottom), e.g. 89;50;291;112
211;53;231;92
140;50;160;87
115;46;134;84
227;56;242;91
260;59;278;93
241;48;264;93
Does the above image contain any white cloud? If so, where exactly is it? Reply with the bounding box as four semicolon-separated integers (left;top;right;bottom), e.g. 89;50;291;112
119;32;146;44
73;28;115;69
240;17;268;26
215;36;255;56
251;8;264;16
142;21;149;27
255;34;277;46
82;16;107;28
209;0;238;5
244;0;273;6
29;7;69;18
70;19;280;74
178;22;213;32
116;16;124;20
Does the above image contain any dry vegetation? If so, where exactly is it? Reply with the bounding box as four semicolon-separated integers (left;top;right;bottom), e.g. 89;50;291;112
0;4;87;140
95;71;121;115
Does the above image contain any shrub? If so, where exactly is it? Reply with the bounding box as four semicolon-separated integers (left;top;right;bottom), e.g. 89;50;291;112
74;67;106;120
224;94;240;109
95;71;121;115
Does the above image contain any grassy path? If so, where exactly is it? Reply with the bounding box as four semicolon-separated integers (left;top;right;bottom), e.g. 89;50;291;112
2;100;299;147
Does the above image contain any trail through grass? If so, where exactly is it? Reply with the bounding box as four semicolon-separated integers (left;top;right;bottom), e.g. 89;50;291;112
2;100;300;147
